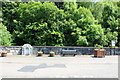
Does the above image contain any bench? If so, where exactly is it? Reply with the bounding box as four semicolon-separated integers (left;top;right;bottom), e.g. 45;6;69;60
61;50;77;56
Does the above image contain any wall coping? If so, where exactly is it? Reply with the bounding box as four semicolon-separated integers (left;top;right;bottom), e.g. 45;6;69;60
0;46;119;48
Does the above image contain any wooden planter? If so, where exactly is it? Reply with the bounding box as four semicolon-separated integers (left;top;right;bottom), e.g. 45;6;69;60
49;54;55;57
1;53;7;57
38;53;43;56
94;49;106;58
37;51;43;56
49;51;55;57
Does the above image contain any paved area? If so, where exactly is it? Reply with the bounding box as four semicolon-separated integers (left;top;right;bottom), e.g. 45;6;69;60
0;55;118;78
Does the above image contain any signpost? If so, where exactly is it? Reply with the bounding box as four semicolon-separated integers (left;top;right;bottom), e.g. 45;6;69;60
111;40;116;55
111;40;116;47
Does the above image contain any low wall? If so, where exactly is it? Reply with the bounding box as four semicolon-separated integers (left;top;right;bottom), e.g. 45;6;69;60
0;46;120;55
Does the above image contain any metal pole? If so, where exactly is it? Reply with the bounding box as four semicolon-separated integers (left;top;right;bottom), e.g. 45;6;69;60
114;47;115;55
110;47;111;55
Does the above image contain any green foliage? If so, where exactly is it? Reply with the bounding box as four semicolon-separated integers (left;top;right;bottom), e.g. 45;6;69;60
86;24;106;46
0;23;12;46
76;36;88;46
105;31;118;46
2;2;119;47
76;7;95;29
2;2;20;34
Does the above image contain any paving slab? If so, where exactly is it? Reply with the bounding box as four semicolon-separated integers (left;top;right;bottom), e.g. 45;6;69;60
0;55;118;78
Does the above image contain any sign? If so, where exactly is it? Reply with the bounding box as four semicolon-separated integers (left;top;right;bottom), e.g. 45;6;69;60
111;40;116;47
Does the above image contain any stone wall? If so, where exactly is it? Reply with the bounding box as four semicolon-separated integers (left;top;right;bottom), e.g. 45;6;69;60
0;46;22;55
0;46;120;55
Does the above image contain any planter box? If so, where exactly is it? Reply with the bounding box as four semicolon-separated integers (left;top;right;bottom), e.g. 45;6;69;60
1;53;7;57
94;49;106;58
37;51;43;56
49;54;55;57
49;51;55;57
37;54;43;56
0;51;7;57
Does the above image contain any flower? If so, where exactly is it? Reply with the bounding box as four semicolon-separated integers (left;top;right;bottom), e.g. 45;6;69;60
38;51;43;54
50;51;55;54
0;51;7;53
94;49;105;51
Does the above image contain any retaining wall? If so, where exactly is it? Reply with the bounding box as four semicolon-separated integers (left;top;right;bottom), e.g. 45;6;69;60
0;46;120;55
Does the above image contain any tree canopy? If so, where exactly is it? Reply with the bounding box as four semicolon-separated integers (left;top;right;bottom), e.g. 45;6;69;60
1;1;120;47
0;23;12;46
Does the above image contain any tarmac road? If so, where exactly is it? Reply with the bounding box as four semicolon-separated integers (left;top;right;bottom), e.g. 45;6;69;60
0;55;118;78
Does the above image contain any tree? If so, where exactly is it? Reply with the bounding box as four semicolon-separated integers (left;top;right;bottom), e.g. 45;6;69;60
117;1;120;47
52;19;78;46
12;2;61;45
84;24;106;46
0;23;12;46
2;2;20;34
87;2;119;46
2;2;119;47
89;2;104;22
77;2;94;9
76;36;88;46
102;3;118;30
